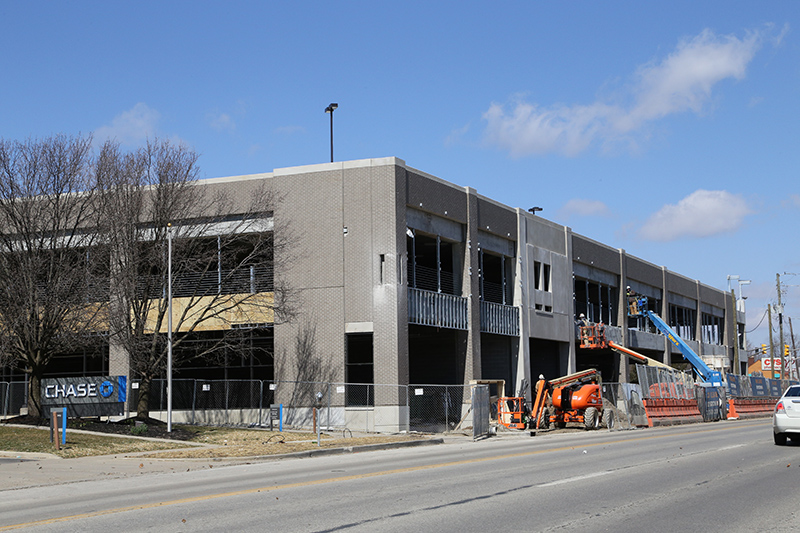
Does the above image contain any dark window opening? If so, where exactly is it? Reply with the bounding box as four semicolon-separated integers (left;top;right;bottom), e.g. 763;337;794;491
135;233;274;299
670;304;696;341
543;264;551;292
701;312;724;345
573;278;617;326
480;251;511;304
628;294;662;332
346;333;374;406
406;233;457;295
166;328;274;381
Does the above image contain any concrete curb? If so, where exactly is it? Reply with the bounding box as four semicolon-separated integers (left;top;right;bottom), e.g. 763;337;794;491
133;438;446;462
243;437;445;461
0;451;61;460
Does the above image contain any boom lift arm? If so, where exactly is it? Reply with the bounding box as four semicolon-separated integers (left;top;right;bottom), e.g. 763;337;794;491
631;296;722;385
577;324;674;369
607;341;674;370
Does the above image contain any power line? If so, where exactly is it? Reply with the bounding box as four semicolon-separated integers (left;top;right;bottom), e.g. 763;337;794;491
746;307;768;334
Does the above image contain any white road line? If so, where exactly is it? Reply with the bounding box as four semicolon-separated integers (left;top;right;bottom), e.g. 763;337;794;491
538;470;612;487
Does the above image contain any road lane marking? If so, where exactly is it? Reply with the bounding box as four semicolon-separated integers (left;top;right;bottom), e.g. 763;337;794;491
538;470;613;487
0;423;760;530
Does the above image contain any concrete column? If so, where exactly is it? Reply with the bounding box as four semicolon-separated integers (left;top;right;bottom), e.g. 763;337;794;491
515;209;532;401
463;188;481;383
108;339;130;416
695;280;703;356
565;225;576;375
618;249;629;383
661;267;670;365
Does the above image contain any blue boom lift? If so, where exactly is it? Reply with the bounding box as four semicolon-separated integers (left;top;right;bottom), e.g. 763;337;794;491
629;296;723;386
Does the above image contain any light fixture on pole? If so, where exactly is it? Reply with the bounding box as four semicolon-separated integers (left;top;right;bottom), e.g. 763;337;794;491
325;103;338;162
738;279;751;300
167;223;173;433
528;207;543;215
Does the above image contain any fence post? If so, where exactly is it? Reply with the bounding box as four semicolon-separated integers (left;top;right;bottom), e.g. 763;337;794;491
327;382;331;430
191;379;197;425
259;380;263;428
225;379;230;425
445;388;449;431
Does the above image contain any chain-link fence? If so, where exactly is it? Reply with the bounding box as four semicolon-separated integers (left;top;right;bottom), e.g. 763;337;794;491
726;374;798;398
601;382;648;429
0;381;27;417
472;385;490;439
636;365;695;400
696;384;726;422
124;379;468;434
408;384;470;433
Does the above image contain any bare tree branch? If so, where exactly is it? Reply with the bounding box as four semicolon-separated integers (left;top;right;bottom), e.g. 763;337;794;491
0;134;105;418
98;139;296;416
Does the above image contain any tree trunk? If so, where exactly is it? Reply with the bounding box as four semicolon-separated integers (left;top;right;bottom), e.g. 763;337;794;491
27;373;43;419
136;377;151;418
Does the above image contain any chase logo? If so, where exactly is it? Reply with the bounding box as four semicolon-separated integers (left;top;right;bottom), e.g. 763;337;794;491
99;380;115;398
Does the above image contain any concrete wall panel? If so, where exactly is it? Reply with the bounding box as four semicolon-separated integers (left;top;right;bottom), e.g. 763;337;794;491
572;235;619;273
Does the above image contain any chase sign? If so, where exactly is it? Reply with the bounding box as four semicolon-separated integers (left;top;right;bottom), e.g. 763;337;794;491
42;376;127;418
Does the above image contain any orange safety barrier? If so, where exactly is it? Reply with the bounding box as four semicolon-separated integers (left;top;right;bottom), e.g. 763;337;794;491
642;398;703;427
727;398;777;419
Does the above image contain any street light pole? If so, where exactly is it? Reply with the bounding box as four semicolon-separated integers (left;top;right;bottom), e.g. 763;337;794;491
325;103;338;162
167;223;173;433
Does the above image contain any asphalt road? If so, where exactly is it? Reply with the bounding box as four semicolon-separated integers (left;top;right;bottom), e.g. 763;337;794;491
1;419;797;532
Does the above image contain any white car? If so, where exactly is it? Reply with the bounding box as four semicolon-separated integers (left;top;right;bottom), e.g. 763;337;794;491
773;385;800;445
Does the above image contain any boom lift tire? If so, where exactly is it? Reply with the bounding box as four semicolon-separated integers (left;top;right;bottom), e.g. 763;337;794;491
584;407;599;430
539;407;550;429
602;409;615;429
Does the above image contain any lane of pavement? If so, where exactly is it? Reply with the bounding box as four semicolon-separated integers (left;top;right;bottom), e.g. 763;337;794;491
0;419;780;531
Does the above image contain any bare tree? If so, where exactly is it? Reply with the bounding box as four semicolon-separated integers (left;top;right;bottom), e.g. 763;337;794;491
97;139;295;418
276;318;339;426
0;134;106;418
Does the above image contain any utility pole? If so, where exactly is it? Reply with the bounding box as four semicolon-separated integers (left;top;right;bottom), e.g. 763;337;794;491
790;317;798;381
730;288;740;375
777;273;785;380
768;304;775;378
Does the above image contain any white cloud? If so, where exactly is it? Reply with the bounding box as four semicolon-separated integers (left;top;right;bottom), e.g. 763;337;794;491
94;103;160;147
622;29;759;130
484;27;767;157
784;194;800;209
444;123;471;147
209;112;235;132
483;99;617;157
558;198;612;220
639;190;751;241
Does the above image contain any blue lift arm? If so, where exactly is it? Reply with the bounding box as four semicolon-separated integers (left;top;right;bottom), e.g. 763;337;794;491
642;310;723;386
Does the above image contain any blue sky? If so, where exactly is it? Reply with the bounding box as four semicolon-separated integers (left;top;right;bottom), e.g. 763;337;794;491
2;2;799;353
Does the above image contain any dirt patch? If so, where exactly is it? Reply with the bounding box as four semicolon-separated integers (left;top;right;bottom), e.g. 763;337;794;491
147;434;431;459
4;415;198;441
2;415;436;459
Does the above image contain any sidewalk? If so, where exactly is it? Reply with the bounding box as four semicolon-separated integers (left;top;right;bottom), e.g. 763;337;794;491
0;435;446;492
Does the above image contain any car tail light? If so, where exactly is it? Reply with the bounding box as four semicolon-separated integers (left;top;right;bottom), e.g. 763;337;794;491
776;401;785;414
